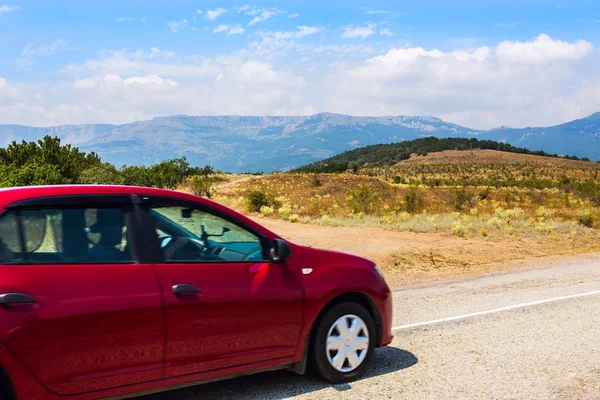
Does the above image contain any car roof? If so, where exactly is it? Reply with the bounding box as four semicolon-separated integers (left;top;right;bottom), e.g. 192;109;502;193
0;185;174;205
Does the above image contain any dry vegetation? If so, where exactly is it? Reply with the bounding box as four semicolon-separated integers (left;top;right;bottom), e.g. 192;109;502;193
179;150;600;285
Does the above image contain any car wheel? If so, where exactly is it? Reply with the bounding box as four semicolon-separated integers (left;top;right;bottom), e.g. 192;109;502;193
312;302;376;383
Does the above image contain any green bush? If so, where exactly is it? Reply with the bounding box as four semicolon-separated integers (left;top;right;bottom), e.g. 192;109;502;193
579;212;596;228
79;164;124;185
451;188;476;212
348;185;380;215
0;136;219;189
0;163;67;187
311;174;322;187
245;189;271;212
188;175;219;198
403;187;425;214
392;176;405;184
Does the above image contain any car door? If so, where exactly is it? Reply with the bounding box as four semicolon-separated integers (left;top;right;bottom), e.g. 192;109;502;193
137;195;304;378
0;195;164;396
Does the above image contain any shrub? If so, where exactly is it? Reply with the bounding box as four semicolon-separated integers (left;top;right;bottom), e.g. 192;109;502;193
579;212;596;228
79;164;124;185
347;185;380;215
478;188;491;200
311;174;322;187
0;163;68;187
188;175;217;198
260;206;274;215
451;188;476;212
403;187;425;214
245;189;270;212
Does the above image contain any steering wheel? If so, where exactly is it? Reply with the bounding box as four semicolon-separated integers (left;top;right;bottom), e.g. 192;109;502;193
160;236;205;261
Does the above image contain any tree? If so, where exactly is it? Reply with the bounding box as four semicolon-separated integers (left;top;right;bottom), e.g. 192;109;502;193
0;136;100;187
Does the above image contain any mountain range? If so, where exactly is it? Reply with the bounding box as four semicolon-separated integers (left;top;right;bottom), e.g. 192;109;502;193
1;112;599;172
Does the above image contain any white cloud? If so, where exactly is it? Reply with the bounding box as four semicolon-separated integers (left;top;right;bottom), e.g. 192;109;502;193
63;49;218;79
1;53;306;126
250;31;295;56
248;8;283;25
2;34;599;130
380;28;393;36
366;9;389;15
310;44;374;55
342;24;376;39
327;34;598;128
236;5;251;13
288;13;300;18
0;4;20;14
496;33;593;63
21;40;68;57
296;26;322;38
214;24;229;33
249;27;324;56
167;19;188;33
195;9;202;15
228;25;245;36
205;8;227;21
74;74;179;90
214;24;245;36
118;17;146;23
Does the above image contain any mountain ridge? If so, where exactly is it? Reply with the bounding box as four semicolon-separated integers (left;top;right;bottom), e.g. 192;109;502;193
0;112;598;171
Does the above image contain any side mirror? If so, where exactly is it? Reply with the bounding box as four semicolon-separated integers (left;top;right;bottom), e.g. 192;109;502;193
270;238;292;263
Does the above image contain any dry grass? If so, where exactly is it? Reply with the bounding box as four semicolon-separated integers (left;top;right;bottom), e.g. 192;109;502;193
205;172;600;241
400;149;599;168
176;158;600;286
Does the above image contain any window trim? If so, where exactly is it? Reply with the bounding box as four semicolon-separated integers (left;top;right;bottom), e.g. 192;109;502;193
5;194;133;209
0;195;139;266
134;195;273;264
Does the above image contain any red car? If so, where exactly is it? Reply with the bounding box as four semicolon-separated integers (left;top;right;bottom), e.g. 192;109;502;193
0;185;393;400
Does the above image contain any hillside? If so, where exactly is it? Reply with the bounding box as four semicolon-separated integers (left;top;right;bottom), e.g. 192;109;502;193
0;112;599;172
293;137;594;173
400;149;600;168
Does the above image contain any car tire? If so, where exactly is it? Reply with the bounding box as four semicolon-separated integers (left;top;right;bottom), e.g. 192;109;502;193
311;302;376;383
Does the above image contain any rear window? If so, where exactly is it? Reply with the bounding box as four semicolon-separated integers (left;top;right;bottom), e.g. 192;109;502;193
0;212;23;263
0;207;132;264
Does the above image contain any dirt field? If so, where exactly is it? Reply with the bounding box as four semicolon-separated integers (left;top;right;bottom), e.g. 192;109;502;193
255;217;600;288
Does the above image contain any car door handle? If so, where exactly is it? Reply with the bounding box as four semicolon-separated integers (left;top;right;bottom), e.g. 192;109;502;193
0;293;37;305
172;284;201;295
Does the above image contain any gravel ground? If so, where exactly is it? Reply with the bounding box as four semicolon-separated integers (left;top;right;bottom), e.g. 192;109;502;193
137;255;600;400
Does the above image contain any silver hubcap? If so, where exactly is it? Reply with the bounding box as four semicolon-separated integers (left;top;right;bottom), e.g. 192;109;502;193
326;314;369;372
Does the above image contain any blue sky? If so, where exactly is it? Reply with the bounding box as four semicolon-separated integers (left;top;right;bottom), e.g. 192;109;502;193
1;0;600;128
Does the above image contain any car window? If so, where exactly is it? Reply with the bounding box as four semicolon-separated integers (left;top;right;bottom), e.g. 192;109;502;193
0;211;23;263
150;206;265;263
0;207;132;264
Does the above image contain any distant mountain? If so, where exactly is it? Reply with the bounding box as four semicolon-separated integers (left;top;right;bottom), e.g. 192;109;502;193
483;112;600;160
0;112;598;172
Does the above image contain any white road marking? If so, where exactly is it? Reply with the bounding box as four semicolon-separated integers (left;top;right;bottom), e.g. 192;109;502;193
392;289;600;331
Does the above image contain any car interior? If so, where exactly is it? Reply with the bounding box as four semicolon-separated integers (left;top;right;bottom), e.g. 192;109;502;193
150;207;265;262
0;208;132;264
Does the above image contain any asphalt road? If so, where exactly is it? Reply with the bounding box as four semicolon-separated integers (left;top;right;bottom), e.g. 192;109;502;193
137;253;600;400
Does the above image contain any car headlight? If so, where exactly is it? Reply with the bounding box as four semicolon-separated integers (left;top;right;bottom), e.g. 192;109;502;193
374;265;385;280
